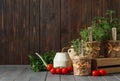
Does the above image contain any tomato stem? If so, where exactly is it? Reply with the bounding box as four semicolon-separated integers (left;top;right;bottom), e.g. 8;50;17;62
35;52;47;67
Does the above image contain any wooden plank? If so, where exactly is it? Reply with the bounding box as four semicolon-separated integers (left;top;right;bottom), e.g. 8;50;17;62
3;0;12;64
29;0;40;54
0;65;30;68
21;0;30;64
70;0;83;39
1;0;120;64
86;0;92;26
61;74;75;81
46;72;60;81
92;58;120;73
91;0;102;18
40;0;61;52
0;0;5;64
102;74;120;81
103;67;120;74
94;58;120;67
61;0;72;47
88;76;106;81
30;71;47;81
113;73;120;80
12;0;22;64
0;67;17;77
0;67;26;81
80;0;87;28
14;68;34;81
74;76;90;81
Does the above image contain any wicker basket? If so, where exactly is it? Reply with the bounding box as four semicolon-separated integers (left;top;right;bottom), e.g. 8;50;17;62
85;41;101;58
72;55;91;76
105;40;120;58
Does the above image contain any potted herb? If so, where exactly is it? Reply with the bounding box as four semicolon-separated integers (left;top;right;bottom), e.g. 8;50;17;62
91;10;120;58
79;26;105;58
80;29;89;42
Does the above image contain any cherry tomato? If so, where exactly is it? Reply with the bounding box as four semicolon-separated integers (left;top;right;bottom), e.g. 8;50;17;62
99;69;106;76
92;70;99;76
50;68;56;74
67;67;73;72
46;64;53;71
56;68;62;74
62;68;68;74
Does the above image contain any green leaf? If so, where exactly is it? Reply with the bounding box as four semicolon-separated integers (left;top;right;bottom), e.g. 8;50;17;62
80;29;88;42
28;50;55;72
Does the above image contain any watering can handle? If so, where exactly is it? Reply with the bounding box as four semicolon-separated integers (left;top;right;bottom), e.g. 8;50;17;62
35;52;47;67
61;47;70;52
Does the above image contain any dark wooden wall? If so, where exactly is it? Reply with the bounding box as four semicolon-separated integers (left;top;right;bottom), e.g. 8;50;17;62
0;0;120;64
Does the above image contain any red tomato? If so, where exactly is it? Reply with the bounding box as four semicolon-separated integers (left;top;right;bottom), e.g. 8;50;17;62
62;68;68;74
99;69;106;76
92;70;99;76
67;67;73;72
50;68;56;74
56;68;62;74
46;64;53;71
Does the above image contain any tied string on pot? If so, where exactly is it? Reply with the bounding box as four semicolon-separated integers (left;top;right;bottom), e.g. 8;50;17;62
106;43;120;54
85;43;100;56
74;61;91;69
87;27;100;57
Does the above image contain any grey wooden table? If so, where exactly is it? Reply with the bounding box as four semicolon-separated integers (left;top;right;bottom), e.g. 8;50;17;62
0;65;120;81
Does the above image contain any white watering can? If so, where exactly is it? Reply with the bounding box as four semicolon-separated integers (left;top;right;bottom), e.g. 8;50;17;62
53;47;72;68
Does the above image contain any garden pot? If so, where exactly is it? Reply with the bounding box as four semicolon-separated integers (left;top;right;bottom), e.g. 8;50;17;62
105;40;120;57
72;55;91;76
85;41;101;58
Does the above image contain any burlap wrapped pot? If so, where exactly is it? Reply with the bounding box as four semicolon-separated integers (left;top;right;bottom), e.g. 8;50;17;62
85;41;101;58
105;40;120;58
72;55;91;76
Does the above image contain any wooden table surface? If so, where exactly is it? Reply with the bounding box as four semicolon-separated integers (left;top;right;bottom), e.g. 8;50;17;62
0;65;120;81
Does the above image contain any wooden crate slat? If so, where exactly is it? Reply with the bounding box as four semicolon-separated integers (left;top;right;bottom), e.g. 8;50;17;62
92;58;120;74
96;58;120;67
98;67;120;74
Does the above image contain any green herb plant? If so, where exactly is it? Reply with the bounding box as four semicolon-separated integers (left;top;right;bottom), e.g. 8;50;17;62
71;39;80;53
106;10;120;39
28;50;55;72
92;26;105;41
91;10;120;40
80;29;88;42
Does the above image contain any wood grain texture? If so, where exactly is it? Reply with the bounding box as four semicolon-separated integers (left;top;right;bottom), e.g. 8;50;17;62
94;58;120;67
46;72;60;81
21;0;30;64
0;0;5;64
29;0;40;54
40;0;61;52
61;74;75;81
0;0;120;64
61;0;72;48
70;0;82;39
0;66;120;81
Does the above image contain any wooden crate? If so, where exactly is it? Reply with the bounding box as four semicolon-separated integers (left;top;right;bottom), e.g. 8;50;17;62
92;58;120;74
